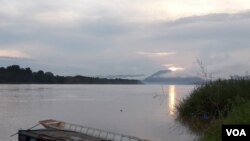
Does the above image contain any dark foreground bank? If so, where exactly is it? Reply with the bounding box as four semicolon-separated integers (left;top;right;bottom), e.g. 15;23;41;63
176;77;250;141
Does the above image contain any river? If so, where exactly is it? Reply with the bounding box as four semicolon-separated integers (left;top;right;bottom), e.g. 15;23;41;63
0;84;196;141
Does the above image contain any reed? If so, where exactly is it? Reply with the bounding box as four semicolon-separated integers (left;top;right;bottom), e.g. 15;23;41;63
176;77;250;140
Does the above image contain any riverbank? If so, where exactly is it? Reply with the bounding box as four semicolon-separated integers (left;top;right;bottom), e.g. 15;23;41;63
176;77;250;141
0;65;141;84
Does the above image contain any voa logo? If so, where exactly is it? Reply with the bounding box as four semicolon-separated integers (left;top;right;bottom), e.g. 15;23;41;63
226;129;246;136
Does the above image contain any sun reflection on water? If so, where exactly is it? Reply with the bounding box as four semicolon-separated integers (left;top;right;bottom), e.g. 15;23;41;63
153;85;177;116
168;85;176;116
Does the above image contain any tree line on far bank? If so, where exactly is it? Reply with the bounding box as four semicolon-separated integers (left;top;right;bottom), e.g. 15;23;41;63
0;65;141;84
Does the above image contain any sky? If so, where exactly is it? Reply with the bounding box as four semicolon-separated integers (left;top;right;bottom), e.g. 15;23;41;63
0;0;250;79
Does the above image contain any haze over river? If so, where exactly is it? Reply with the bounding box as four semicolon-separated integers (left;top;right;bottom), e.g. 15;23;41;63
0;84;196;141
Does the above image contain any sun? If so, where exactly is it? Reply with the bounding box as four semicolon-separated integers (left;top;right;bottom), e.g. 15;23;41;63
168;67;184;72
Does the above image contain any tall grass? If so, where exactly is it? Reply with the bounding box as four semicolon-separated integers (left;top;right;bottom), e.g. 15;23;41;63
176;77;250;140
201;101;250;141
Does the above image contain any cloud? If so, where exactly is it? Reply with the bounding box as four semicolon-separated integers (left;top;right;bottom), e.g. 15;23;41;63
136;51;175;57
162;64;175;67
33;11;82;26
0;49;30;58
145;12;250;43
1;0;250;25
0;0;250;77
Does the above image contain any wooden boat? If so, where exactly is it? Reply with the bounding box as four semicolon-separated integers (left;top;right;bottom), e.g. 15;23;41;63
39;119;149;141
19;129;106;141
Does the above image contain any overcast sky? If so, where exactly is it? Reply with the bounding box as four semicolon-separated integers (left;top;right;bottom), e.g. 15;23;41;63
0;0;250;78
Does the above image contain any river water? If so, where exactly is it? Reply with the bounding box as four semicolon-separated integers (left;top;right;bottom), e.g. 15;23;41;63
0;84;196;141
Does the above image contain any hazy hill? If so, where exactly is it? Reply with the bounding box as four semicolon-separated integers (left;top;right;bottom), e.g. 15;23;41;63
144;70;204;84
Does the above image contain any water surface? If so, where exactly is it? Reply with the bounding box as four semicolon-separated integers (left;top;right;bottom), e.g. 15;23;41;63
0;84;196;141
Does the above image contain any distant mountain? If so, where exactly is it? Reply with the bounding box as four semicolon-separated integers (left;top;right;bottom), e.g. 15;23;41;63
144;70;204;84
147;70;172;78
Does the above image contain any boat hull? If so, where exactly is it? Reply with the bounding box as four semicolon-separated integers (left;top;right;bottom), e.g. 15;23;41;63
39;119;149;141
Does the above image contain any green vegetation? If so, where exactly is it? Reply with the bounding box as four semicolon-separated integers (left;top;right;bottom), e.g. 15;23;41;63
176;78;250;141
0;65;141;84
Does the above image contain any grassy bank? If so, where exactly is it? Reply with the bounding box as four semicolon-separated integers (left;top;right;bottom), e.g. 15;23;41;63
176;78;250;141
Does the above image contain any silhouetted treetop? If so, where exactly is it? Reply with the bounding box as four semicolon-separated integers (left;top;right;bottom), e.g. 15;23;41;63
0;65;141;84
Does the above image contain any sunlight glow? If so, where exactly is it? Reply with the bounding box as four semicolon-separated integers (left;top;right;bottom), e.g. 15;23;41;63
168;67;184;72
